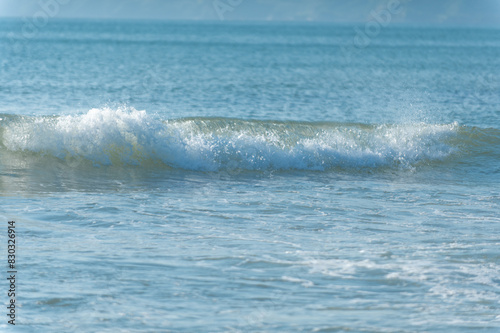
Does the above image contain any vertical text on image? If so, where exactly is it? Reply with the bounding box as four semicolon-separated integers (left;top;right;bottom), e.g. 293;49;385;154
7;221;17;326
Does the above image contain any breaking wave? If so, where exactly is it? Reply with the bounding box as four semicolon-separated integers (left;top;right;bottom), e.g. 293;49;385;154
0;107;498;172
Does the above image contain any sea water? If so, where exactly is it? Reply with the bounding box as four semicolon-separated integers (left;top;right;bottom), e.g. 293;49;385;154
0;20;499;332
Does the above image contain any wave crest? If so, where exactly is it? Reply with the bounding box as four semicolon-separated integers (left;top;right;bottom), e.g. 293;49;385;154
0;107;473;171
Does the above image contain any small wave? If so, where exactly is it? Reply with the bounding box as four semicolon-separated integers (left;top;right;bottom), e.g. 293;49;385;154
0;107;496;172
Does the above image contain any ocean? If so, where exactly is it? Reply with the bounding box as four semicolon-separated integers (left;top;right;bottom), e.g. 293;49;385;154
0;19;499;332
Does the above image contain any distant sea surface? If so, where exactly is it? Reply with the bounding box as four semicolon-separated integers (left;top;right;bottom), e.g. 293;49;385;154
1;19;499;332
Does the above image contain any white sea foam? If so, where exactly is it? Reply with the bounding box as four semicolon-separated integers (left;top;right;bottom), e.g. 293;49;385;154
1;107;461;171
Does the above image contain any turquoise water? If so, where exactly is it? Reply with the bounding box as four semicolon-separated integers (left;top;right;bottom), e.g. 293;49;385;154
1;20;499;332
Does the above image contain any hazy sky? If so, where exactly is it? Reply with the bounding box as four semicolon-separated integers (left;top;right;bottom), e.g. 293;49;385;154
1;0;499;26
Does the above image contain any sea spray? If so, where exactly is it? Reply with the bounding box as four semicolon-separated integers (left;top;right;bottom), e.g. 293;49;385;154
0;107;477;172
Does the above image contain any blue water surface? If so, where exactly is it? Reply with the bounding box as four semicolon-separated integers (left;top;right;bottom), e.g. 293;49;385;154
0;19;499;332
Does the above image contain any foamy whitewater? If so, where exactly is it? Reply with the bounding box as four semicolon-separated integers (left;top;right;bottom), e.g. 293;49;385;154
0;20;499;332
1;108;466;170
